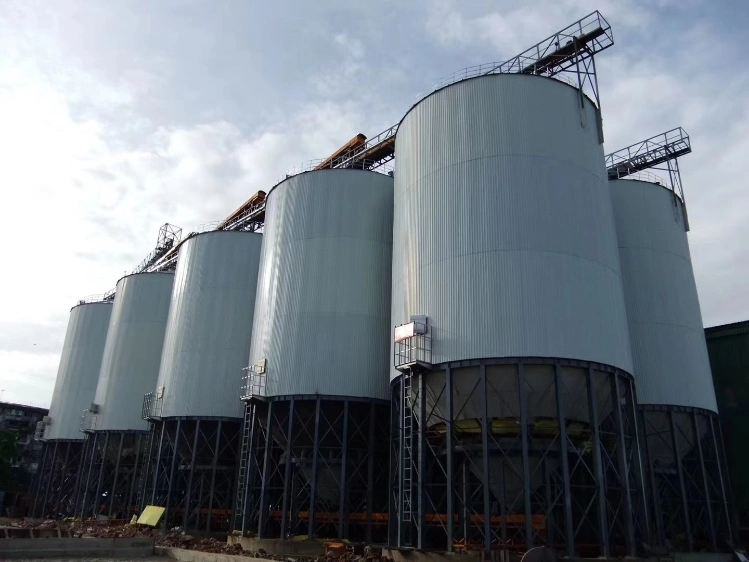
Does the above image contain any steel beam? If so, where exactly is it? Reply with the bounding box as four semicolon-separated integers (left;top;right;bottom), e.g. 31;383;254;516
150;423;166;506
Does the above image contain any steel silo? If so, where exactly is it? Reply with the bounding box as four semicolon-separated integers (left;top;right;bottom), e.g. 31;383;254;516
610;178;732;549
77;271;174;520
390;74;642;554
32;300;112;518
145;230;263;532
236;168;393;542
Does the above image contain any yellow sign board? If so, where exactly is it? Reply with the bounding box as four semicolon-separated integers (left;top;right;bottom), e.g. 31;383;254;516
137;505;166;527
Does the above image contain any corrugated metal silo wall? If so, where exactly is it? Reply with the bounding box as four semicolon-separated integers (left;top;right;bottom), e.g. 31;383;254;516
391;74;633;378
248;169;393;398
610;179;716;411
94;272;174;431
706;321;749;515
156;230;263;418
45;302;113;440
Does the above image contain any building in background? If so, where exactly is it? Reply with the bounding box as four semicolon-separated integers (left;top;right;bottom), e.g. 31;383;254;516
705;320;749;542
0;401;48;516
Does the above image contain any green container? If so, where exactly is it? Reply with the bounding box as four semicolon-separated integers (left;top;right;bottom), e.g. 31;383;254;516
706;320;749;518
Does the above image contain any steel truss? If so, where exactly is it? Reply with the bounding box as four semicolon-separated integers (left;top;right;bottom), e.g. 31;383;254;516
390;358;649;557
605;127;691;216
639;405;734;551
234;396;390;543
31;440;86;518
144;418;240;532
77;431;146;520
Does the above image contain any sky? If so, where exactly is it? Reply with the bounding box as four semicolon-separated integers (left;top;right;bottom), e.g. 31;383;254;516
0;0;747;407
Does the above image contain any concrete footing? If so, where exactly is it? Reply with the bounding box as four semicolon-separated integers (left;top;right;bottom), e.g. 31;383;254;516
157;546;273;562
227;535;327;556
0;536;155;558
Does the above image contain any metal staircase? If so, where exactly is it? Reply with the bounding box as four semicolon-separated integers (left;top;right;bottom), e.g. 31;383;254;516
401;372;415;524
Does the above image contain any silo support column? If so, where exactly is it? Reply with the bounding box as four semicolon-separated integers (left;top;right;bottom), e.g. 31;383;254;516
32;442;49;518
108;433;124;518
257;401;274;538
518;363;533;550
80;435;97;518
587;368;610;557
480;364;491;553
93;433;109;517
366;400;376;543
445;367;454;551
149;422;166;507
165;420;181;528
612;375;636;556
125;434;142;517
554;365;575;557
338;400;350;540
710;416;733;544
693;412;717;550
54;442;71;517
670;411;693;549
308;398;321;539
206;420;221;532
185;420;200;529
280;400;295;539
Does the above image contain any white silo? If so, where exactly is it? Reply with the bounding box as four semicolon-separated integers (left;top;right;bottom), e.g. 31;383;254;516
236;168;393;542
390;73;642;555
77;272;174;520
145;230;263;532
610;178;731;550
32;300;112;518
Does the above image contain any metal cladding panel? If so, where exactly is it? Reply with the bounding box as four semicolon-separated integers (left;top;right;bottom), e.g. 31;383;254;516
249;169;393;399
391;74;633;379
94;272;175;431
45;302;113;440
156;231;263;418
610;179;717;412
